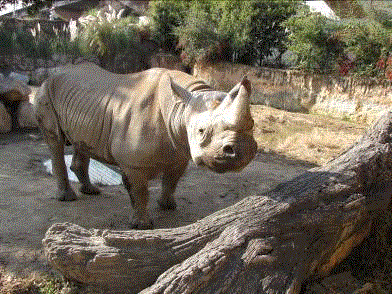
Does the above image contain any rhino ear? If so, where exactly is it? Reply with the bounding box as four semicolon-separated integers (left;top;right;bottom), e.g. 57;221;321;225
158;72;192;103
169;76;193;103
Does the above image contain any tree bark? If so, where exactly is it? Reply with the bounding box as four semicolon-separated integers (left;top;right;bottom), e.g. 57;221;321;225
42;112;392;294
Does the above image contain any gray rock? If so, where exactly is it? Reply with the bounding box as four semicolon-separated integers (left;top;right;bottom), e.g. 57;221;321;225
17;101;37;128
0;75;31;101
9;72;30;84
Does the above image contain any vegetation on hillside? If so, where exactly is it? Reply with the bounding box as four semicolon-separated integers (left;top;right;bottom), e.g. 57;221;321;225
2;0;392;79
149;0;299;67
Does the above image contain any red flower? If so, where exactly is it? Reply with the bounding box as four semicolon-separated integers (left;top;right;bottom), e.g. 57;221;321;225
385;68;392;80
377;58;386;69
339;59;353;76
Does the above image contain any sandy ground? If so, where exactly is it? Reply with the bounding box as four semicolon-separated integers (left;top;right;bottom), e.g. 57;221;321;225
0;105;367;293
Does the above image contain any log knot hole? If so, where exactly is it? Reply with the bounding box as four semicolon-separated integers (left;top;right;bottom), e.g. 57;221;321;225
242;238;275;266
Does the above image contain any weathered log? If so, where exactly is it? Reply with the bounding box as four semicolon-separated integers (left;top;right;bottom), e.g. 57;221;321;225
42;112;392;294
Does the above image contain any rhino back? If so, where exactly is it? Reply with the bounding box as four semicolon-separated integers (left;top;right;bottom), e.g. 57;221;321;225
167;70;212;93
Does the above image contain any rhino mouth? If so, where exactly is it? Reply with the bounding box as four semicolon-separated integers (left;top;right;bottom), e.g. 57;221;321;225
196;152;249;174
194;134;258;173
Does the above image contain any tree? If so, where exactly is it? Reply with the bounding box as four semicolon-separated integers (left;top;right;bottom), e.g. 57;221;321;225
284;7;344;73
233;0;299;66
43;112;392;293
148;0;190;53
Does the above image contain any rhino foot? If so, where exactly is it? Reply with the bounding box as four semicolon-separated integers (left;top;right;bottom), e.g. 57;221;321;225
157;198;177;211
58;190;77;201
80;184;101;195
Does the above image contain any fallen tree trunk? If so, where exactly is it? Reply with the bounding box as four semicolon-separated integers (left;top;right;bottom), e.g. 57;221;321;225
42;112;392;294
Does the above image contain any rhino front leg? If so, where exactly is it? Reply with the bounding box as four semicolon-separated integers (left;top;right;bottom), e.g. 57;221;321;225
44;133;77;201
158;161;188;210
121;168;153;230
70;149;101;195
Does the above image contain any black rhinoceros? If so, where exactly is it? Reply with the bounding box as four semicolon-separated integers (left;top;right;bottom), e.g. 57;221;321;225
33;63;257;229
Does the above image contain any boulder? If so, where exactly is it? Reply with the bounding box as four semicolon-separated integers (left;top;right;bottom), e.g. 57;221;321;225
29;67;49;86
8;72;30;84
0;101;11;133
0;75;31;102
17;101;37;128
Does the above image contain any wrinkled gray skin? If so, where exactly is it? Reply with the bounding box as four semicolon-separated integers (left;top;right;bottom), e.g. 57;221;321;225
33;63;257;229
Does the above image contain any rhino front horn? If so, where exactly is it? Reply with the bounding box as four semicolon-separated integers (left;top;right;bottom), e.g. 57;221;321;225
226;76;253;130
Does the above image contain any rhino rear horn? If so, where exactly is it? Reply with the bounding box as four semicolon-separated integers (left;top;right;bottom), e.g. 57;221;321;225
225;76;253;130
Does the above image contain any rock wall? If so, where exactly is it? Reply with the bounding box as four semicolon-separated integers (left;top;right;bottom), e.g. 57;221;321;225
194;62;392;123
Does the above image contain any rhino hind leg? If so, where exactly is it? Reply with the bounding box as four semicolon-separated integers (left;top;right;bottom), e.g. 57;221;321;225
122;168;153;230
43;131;77;201
122;174;135;207
70;149;100;195
158;161;188;211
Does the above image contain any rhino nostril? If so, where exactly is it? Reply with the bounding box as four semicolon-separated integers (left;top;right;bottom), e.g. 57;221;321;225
222;145;235;157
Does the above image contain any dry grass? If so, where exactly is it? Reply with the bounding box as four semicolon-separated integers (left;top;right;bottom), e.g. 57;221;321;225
0;271;43;294
0;269;100;294
251;105;367;165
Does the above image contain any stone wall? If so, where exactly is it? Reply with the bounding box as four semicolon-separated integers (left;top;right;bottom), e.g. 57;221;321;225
194;62;392;123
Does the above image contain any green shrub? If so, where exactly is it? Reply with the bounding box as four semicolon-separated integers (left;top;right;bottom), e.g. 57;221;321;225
148;0;190;53
174;1;221;64
149;0;299;67
230;0;298;66
77;8;146;71
283;7;343;73
339;20;392;78
0;23;14;55
49;22;81;58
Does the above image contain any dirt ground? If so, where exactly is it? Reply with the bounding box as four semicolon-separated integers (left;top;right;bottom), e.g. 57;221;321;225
0;105;369;293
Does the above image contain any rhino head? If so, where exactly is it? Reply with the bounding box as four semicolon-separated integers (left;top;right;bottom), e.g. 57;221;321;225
185;77;257;173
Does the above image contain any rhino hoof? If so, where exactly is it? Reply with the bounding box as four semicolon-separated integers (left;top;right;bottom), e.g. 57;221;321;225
157;199;177;210
58;190;77;201
80;184;101;195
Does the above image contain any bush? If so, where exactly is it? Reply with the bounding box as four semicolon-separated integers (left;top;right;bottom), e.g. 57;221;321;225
174;2;221;64
148;0;190;53
232;0;298;66
339;20;392;78
0;20;83;69
284;4;392;79
77;7;149;72
0;23;14;55
149;0;299;67
283;7;343;74
49;21;81;59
